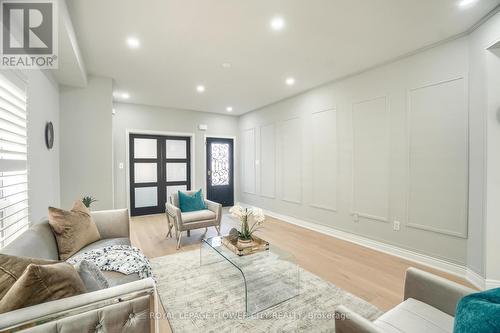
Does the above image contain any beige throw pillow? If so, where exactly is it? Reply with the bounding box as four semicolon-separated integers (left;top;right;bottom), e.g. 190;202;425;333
48;201;101;260
0;262;86;313
0;254;55;299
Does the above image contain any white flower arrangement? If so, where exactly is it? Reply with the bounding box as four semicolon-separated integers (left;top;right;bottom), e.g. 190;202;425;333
229;203;265;240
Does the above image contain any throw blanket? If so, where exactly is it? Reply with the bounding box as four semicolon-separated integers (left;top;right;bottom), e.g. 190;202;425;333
67;245;153;279
454;288;500;333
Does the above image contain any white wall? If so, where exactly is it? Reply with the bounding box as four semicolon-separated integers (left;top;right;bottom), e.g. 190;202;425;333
469;11;500;284
239;37;471;266
112;103;239;210
59;76;114;210
26;70;61;223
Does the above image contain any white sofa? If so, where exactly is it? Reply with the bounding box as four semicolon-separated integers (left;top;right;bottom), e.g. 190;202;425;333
0;209;157;333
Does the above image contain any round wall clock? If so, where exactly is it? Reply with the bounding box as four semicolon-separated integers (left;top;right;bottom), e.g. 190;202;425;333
45;122;54;149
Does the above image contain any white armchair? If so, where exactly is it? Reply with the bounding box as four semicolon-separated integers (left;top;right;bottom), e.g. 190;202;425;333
165;190;222;249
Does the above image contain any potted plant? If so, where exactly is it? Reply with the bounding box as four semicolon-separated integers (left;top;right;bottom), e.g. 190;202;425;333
82;196;97;209
229;203;265;248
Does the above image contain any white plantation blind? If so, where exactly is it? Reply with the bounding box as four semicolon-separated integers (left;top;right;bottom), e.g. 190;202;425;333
0;71;28;248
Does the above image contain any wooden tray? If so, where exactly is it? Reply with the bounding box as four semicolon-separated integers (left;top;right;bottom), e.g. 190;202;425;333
222;235;269;256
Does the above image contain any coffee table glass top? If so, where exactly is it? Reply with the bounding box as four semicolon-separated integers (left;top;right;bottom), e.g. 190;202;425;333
201;236;300;316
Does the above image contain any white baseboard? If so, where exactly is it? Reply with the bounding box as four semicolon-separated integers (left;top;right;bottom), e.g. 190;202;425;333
466;269;485;290
241;203;488;290
486;279;500;289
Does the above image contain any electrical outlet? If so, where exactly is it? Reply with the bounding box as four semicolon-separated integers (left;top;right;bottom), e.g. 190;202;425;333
119;162;124;169
393;221;401;231
353;213;359;223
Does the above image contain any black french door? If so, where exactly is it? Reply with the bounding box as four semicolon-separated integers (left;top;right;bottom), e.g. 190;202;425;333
129;134;191;216
206;137;234;207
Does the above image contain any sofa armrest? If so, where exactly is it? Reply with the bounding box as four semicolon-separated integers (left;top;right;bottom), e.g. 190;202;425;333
205;200;222;225
0;278;157;332
335;305;383;333
91;209;130;239
404;267;475;316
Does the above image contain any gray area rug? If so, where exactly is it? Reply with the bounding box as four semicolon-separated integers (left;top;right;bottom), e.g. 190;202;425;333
151;249;382;332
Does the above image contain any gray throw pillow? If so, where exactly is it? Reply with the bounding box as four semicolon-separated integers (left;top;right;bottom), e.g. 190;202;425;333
73;260;109;292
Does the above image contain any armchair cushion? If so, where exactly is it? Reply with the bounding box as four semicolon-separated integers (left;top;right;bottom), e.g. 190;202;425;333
373;298;453;333
181;210;216;223
178;189;207;212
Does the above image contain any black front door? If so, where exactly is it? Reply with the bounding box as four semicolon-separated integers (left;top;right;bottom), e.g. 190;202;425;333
206;137;234;207
130;134;191;216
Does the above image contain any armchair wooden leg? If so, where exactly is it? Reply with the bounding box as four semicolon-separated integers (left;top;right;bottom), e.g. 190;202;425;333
166;220;172;238
215;225;221;235
176;232;182;250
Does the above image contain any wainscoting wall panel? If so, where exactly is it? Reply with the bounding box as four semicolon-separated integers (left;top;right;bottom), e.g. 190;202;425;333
279;118;302;203
352;96;390;222
311;109;337;211
260;124;276;198
242;128;256;194
408;77;468;238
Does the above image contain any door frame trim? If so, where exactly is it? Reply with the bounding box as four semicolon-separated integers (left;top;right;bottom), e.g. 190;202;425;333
204;134;237;205
125;129;195;216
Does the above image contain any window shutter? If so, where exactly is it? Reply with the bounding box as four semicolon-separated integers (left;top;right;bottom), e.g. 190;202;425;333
0;71;28;248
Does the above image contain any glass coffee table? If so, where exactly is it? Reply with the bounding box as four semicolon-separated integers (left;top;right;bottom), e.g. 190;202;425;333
201;236;300;316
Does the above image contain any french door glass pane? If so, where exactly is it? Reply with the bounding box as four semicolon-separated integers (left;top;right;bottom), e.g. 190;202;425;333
166;185;187;203
134;163;157;183
134;138;157;158
166;140;187;159
134;187;158;208
211;143;230;186
166;163;187;182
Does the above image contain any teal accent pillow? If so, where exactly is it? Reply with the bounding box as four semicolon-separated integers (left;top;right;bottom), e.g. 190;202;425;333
178;190;207;212
454;288;500;333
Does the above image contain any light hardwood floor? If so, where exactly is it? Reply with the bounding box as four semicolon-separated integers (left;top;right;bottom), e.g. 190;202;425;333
131;212;475;331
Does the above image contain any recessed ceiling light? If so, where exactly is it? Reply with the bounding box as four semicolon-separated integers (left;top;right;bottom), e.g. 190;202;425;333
222;62;232;68
196;85;205;93
458;0;478;8
126;37;140;49
270;16;285;31
285;77;295;86
113;91;130;99
226;106;233;112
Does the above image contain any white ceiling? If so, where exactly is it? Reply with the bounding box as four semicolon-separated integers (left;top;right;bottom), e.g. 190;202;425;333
67;0;499;115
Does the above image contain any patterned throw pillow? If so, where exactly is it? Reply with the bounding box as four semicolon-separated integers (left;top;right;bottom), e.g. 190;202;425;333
178;190;207;212
48;201;101;260
0;262;86;313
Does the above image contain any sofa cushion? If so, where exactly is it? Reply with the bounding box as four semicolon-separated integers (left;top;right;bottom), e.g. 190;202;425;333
0;262;86;314
374;298;454;333
48;201;101;260
74;260;109;292
72;238;131;257
102;271;141;287
0;221;59;260
0;254;56;299
181;209;216;223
